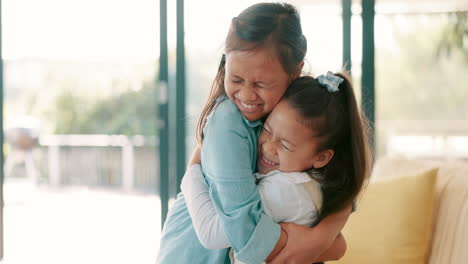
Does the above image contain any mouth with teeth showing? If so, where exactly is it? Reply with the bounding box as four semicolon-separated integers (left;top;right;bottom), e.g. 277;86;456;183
236;99;262;113
259;154;279;169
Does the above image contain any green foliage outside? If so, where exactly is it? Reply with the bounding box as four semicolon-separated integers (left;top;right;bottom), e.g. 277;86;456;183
437;12;468;63
377;12;468;121
49;82;158;135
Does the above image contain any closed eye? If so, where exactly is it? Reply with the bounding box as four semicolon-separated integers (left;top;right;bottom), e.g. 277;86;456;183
254;82;266;88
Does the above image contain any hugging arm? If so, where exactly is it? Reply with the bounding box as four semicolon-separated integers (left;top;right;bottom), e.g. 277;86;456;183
181;164;230;249
316;233;347;262
269;205;352;264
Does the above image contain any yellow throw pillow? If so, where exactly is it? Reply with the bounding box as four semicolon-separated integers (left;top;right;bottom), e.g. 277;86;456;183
336;168;438;264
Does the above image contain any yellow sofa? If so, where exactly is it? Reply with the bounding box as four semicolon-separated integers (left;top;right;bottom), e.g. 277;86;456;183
337;157;468;264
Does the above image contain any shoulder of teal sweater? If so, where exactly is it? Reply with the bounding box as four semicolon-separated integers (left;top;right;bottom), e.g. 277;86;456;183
211;99;243;125
205;99;251;137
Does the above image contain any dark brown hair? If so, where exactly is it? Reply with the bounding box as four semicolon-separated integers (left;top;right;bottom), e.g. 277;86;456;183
283;74;372;219
196;2;307;143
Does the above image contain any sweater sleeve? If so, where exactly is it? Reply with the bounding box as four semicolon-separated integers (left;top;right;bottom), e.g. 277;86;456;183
180;164;230;249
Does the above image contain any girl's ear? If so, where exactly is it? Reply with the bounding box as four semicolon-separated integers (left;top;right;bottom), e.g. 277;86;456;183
313;149;334;169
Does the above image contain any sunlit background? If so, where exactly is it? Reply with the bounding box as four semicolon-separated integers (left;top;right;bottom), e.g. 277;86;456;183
2;0;467;263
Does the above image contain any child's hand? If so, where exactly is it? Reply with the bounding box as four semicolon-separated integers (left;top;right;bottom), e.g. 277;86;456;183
188;145;202;167
267;222;324;264
268;204;352;264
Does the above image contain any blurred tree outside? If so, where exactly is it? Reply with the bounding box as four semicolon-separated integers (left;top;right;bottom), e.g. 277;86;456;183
5;60;159;136
437;12;468;63
377;12;468;121
49;82;157;135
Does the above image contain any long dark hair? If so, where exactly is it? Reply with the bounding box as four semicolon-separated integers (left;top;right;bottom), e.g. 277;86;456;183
283;74;372;219
196;2;307;143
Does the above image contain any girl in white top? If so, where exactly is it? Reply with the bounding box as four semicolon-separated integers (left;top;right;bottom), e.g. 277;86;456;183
182;73;371;263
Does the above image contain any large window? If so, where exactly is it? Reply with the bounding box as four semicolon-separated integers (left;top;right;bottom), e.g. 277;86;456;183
373;11;468;158
3;0;161;263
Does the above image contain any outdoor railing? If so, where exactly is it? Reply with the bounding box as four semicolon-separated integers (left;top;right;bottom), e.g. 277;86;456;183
37;134;159;193
378;120;468;159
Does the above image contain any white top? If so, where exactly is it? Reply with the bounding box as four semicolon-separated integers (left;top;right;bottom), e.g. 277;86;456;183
256;169;322;226
180;164;323;250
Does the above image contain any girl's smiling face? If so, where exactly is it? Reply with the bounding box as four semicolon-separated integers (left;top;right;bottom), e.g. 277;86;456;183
257;100;334;175
224;48;293;121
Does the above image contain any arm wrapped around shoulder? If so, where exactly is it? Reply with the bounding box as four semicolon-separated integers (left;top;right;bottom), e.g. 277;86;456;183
181;164;230;249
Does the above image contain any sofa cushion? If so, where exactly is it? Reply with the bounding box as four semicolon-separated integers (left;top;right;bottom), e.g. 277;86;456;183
336;168;438;264
370;156;442;182
370;157;468;264
428;162;468;264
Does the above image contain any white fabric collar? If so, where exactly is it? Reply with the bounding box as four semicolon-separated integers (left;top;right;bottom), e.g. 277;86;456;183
255;170;312;184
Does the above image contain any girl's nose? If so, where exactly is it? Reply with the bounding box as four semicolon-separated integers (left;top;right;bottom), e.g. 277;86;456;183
262;141;277;156
237;86;257;102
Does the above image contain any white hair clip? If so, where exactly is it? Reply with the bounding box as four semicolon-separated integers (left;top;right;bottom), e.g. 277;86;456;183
317;71;343;93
